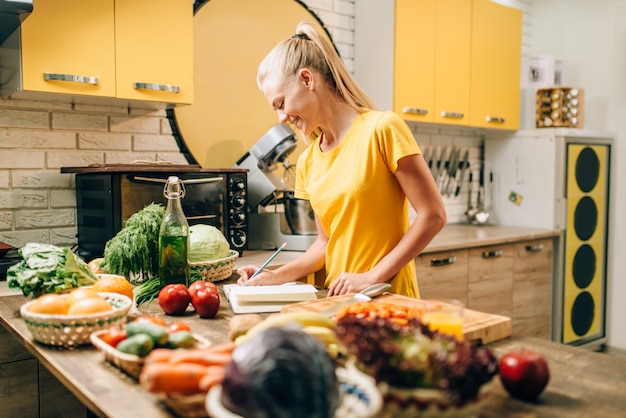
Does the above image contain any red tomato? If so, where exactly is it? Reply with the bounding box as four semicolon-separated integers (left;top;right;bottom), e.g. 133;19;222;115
100;326;127;348
191;285;220;319
167;321;192;333
158;284;192;316
133;315;167;326
188;280;216;298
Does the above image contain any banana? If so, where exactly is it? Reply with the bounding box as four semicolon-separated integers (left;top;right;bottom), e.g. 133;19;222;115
301;325;339;346
245;312;336;339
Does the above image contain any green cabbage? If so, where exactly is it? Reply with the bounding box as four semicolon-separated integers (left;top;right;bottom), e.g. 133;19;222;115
188;224;230;262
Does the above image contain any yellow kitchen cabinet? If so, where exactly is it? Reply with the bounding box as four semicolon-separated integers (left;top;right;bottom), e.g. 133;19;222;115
393;0;436;123
20;0;192;106
469;0;522;129
391;0;521;129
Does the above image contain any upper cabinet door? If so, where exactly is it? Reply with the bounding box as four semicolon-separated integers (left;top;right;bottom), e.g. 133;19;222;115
20;0;116;97
433;0;472;126
470;0;523;130
394;0;435;122
115;0;193;104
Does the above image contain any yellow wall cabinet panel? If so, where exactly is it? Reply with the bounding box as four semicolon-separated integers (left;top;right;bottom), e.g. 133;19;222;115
18;0;192;107
433;0;472;126
20;0;116;98
394;0;435;122
115;0;193;104
470;0;522;130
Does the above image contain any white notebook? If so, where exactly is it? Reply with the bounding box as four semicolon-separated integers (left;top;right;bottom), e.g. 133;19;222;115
223;283;318;314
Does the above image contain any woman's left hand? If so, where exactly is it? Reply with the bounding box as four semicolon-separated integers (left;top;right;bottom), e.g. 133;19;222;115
327;272;379;296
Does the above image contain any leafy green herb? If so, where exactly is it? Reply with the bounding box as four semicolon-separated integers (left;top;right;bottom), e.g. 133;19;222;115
100;203;165;283
132;275;162;307
7;243;98;298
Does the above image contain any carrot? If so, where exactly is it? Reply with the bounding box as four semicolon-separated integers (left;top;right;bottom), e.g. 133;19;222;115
169;349;232;367
198;365;227;393
205;341;237;354
144;348;176;364
139;362;209;394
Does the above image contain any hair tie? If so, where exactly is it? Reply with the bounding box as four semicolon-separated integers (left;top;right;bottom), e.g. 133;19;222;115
291;33;310;40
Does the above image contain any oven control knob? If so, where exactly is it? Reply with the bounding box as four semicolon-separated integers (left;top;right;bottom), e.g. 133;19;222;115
230;178;245;192
231;194;246;209
231;229;246;247
231;209;246;225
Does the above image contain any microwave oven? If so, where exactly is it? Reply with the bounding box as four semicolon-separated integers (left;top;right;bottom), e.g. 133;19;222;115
62;166;248;261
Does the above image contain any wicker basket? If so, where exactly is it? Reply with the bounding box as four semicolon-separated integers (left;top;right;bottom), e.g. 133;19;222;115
20;292;132;348
90;330;211;379
189;250;238;282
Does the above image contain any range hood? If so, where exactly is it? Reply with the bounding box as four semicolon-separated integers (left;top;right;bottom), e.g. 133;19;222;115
0;0;32;45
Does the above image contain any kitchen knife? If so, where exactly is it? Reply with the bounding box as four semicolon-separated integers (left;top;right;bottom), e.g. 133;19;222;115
444;147;460;196
454;149;470;197
320;283;392;317
436;146;448;190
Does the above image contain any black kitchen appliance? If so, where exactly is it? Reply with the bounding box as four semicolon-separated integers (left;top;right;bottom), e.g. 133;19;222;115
61;165;248;261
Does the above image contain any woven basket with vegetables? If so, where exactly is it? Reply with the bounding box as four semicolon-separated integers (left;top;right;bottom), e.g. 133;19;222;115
188;225;238;283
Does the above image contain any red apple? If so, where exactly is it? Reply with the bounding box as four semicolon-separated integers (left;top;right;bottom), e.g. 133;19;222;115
499;349;550;400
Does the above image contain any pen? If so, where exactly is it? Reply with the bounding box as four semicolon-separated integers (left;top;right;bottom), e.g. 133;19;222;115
245;242;287;286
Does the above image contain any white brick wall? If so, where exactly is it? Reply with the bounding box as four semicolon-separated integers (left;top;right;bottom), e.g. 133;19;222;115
0;0;495;249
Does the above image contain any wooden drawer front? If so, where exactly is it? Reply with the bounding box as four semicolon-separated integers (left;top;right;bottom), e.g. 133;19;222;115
0;358;38;418
513;239;554;338
39;364;88;418
468;244;514;317
0;326;34;363
416;250;468;304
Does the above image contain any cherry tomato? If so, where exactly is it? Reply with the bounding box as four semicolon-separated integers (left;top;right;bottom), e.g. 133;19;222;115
167;321;192;333
191;285;220;319
100;325;127;348
133;315;167;326
188;280;216;298
158;284;192;316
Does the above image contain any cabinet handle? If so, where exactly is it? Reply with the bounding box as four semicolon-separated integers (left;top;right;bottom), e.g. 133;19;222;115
430;256;456;266
402;107;428;115
525;244;545;252
134;82;180;93
486;116;506;124
441;111;464;119
44;72;98;85
482;250;504;258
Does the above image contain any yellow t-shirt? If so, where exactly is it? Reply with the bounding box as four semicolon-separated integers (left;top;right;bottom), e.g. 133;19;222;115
294;110;422;297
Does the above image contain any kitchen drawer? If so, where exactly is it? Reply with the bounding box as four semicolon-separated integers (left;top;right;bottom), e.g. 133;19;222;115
512;238;554;338
468;243;514;317
416;249;468;304
0;325;34;363
0;358;38;417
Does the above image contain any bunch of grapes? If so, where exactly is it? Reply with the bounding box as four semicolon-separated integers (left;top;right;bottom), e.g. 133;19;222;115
335;315;498;406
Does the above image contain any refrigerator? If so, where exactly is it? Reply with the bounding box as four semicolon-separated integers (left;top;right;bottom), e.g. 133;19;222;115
485;128;612;348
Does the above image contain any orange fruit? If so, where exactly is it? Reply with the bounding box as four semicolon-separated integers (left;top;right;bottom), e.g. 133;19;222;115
28;294;70;315
92;274;134;301
66;287;98;306
67;297;113;315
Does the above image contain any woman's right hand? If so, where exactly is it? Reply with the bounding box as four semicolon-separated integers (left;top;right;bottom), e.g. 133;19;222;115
235;266;285;287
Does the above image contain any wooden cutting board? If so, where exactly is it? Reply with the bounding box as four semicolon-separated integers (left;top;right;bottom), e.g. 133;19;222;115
282;293;512;345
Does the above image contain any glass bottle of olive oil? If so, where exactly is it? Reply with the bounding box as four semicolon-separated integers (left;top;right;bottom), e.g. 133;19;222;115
158;176;190;287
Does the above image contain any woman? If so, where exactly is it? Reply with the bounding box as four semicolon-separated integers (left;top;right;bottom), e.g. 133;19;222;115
237;21;446;298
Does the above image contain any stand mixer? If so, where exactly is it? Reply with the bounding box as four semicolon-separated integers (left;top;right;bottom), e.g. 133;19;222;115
233;124;317;251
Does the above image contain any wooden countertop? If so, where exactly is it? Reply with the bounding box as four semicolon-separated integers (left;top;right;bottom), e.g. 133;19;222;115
1;281;626;417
